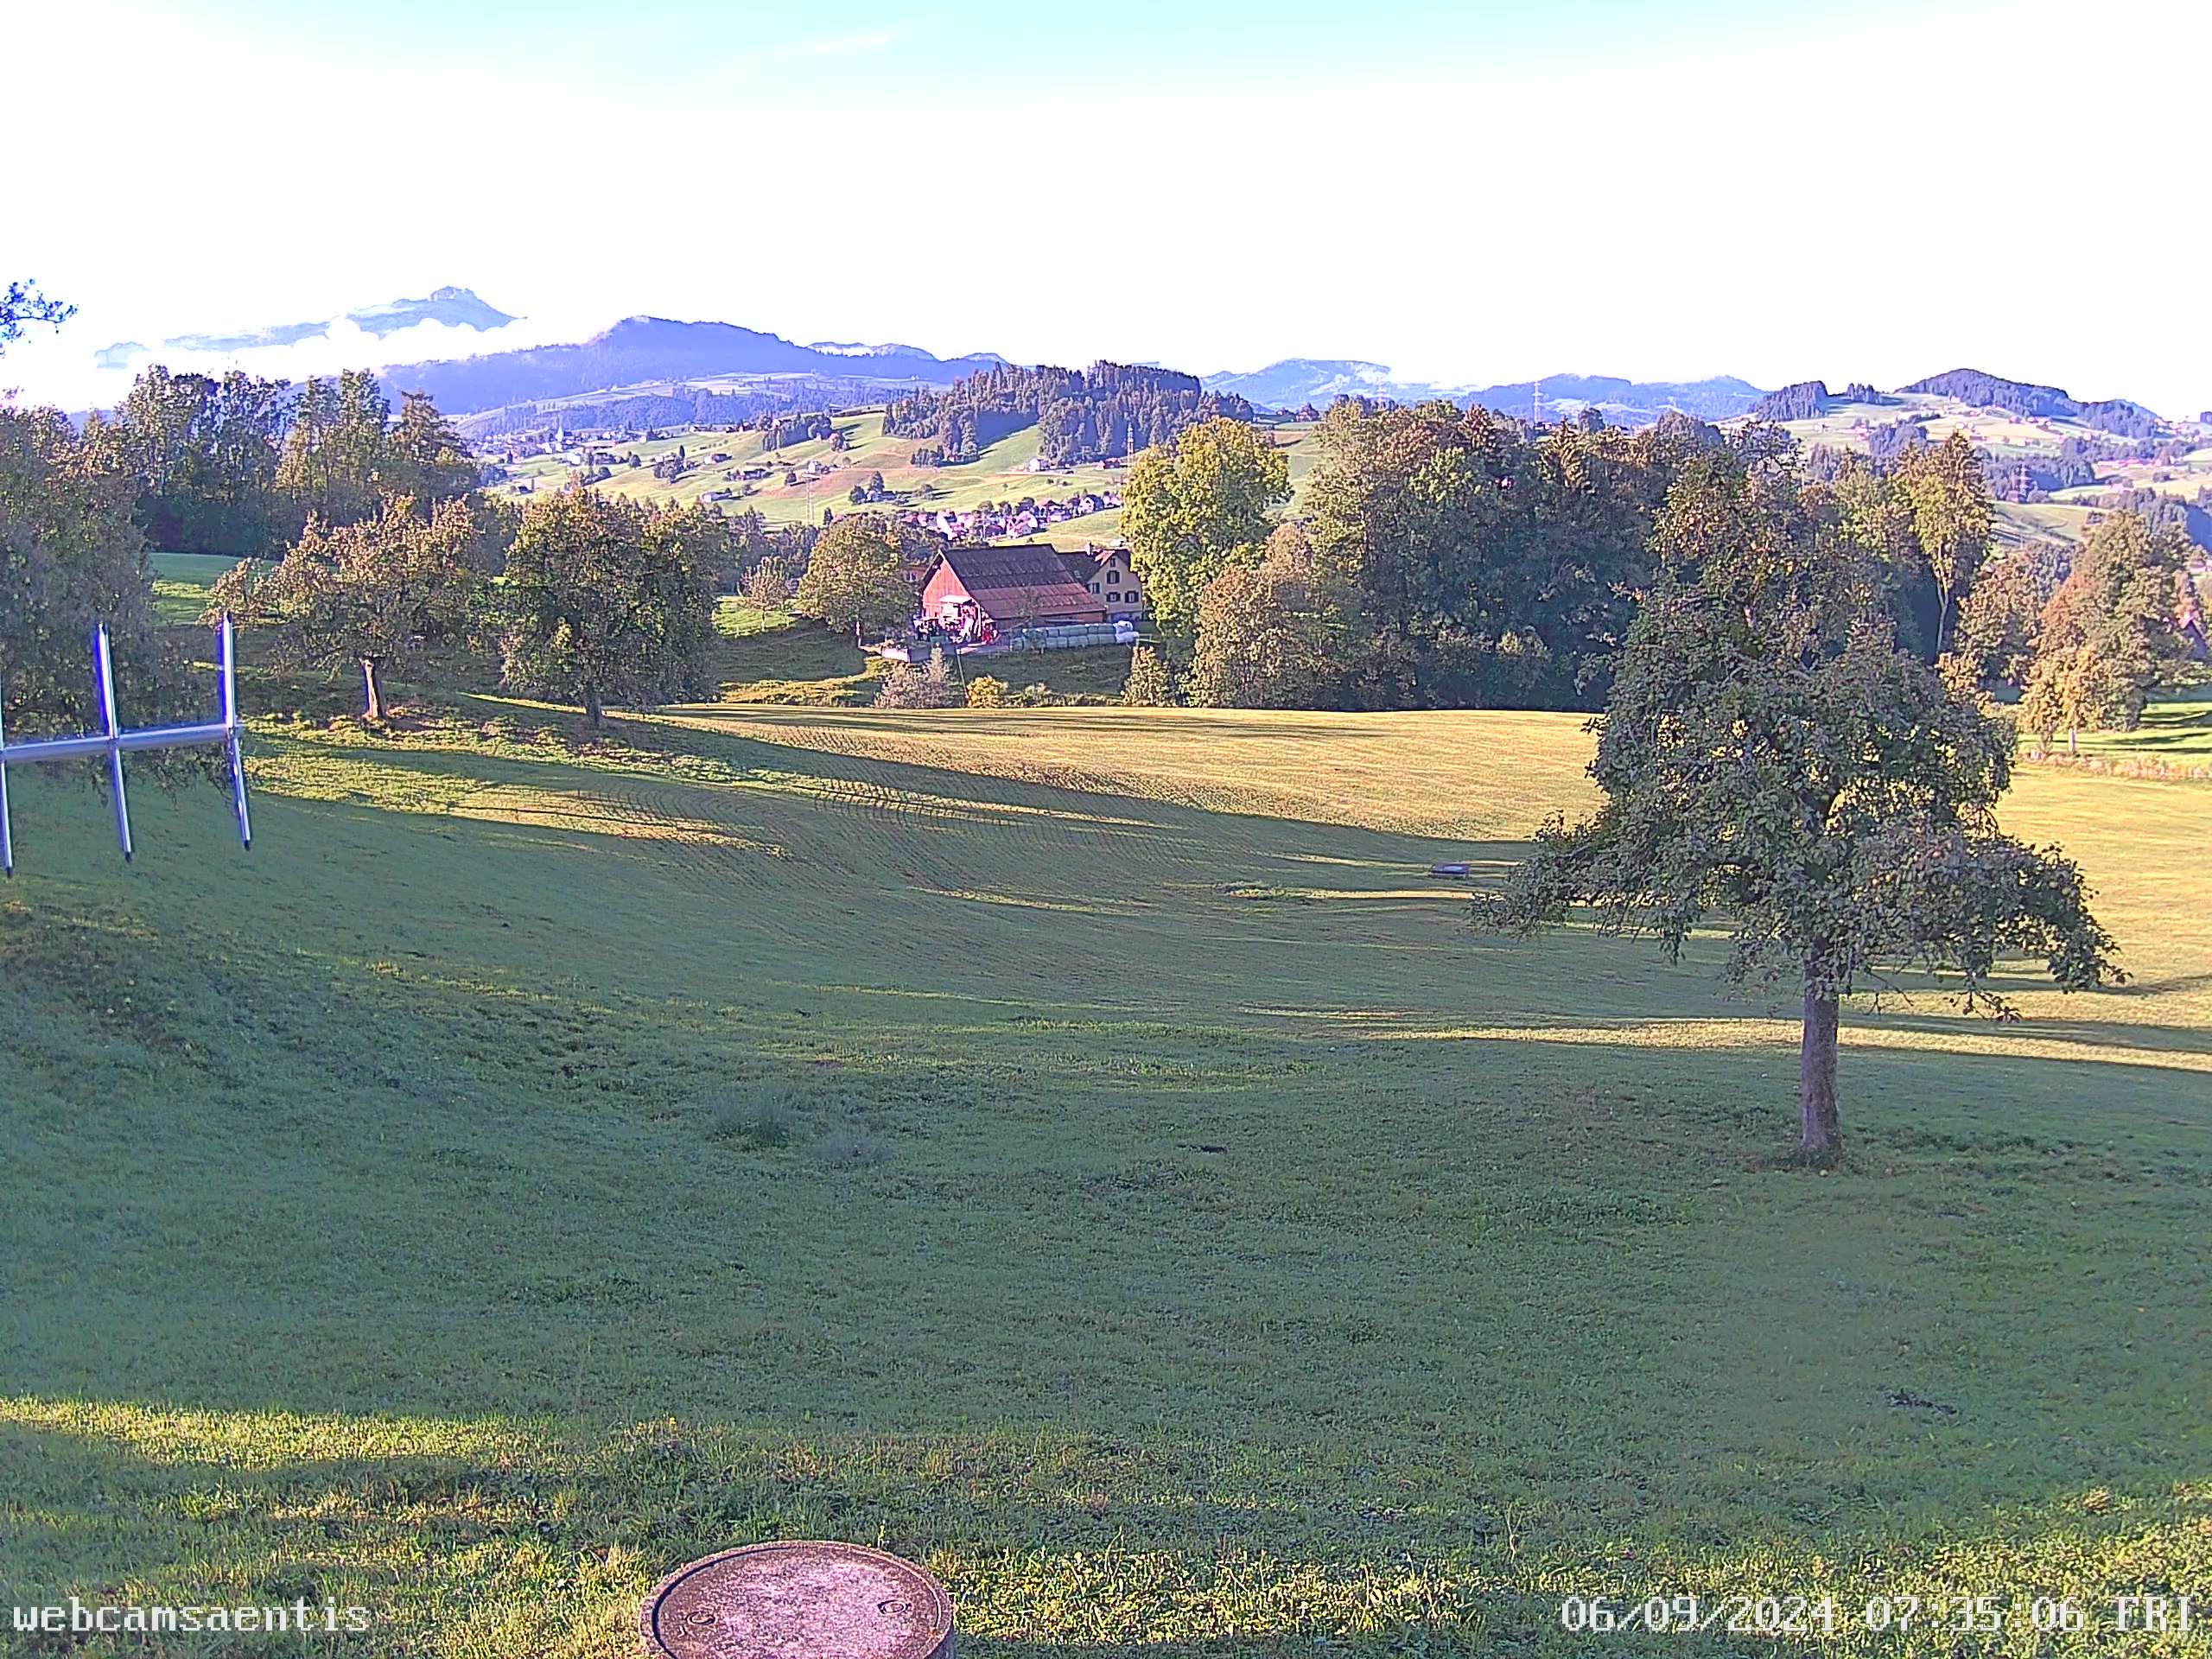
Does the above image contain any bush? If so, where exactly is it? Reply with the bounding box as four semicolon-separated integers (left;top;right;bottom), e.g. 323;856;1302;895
874;648;966;709
709;1088;801;1149
965;674;1007;708
1122;645;1176;706
741;554;795;609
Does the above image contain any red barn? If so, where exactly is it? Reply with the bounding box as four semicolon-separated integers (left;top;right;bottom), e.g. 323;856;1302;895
917;543;1109;636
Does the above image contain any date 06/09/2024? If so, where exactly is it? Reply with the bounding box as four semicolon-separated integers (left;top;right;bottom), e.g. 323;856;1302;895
1559;1592;2200;1638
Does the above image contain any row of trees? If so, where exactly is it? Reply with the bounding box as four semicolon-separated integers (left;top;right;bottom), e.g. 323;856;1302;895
210;487;724;728
1123;410;2200;747
1120;407;1744;709
77;365;484;562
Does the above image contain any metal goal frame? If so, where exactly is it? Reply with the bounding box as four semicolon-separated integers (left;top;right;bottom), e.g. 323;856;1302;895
0;617;252;875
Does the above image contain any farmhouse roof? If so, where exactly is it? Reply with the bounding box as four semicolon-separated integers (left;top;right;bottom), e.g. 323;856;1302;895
928;543;1103;618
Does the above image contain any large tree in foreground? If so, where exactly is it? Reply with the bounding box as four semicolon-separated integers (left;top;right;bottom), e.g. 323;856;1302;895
1;404;208;759
1488;439;2119;1160
500;489;719;728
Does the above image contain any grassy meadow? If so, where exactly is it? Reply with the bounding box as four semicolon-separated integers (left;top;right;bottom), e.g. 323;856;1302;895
2;576;2209;1656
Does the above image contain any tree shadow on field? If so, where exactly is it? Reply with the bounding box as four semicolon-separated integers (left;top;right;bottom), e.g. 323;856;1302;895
7;710;2211;1653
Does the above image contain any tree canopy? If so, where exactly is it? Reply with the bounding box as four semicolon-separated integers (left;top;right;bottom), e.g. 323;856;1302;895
1121;416;1291;634
1301;403;1712;707
792;513;926;645
500;490;721;728
0;404;210;777
1488;435;2119;1159
2022;510;2192;753
1186;524;1349;709
208;496;491;721
0;279;73;353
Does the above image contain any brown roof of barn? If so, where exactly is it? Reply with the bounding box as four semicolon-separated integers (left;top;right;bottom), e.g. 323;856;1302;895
928;543;1105;620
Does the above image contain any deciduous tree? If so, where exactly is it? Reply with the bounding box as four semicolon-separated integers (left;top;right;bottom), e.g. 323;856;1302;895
500;490;719;728
383;391;480;508
1893;429;1993;655
0;278;72;352
1488;439;2119;1160
1121;645;1175;706
94;365;296;559
793;513;924;646
0;404;209;773
1122;416;1290;633
277;372;392;528
208;496;489;721
2021;510;2189;753
1948;543;2062;695
1187;524;1348;709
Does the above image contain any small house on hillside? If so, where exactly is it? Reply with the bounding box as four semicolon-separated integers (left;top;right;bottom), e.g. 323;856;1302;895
918;543;1109;635
1058;545;1148;620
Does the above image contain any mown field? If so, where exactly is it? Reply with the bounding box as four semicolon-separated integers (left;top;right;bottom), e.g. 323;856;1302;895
2;580;2209;1656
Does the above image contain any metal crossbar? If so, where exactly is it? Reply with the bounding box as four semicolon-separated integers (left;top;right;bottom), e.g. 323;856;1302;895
0;616;252;875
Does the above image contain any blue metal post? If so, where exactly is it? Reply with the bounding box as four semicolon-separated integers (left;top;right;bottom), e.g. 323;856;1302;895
96;624;134;862
220;614;252;851
0;693;12;878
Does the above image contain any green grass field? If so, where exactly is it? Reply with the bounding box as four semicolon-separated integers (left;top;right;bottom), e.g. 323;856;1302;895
3;574;2209;1656
150;552;250;627
2012;685;2212;772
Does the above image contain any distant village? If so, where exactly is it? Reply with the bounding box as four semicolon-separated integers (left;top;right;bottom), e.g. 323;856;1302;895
899;492;1120;542
477;423;1125;538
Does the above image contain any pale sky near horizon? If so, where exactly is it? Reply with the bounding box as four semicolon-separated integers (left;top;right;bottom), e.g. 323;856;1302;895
5;0;2208;412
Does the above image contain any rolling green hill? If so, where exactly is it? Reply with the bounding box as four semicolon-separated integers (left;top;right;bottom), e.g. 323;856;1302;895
1765;391;2212;549
499;411;1141;547
4;560;2209;1656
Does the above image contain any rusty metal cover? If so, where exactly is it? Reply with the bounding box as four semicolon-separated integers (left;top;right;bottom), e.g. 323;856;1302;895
641;1541;955;1659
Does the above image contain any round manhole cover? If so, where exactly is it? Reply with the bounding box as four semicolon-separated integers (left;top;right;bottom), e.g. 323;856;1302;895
641;1541;955;1659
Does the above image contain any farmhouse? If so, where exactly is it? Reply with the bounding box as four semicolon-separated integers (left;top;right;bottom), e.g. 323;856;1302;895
918;543;1109;635
1058;545;1148;619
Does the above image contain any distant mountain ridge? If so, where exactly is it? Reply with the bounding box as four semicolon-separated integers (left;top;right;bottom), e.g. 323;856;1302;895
380;316;1008;415
1202;359;1766;425
1898;368;2161;436
1747;370;2169;439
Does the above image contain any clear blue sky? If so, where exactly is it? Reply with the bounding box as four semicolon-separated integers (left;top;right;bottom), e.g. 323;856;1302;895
7;0;2208;411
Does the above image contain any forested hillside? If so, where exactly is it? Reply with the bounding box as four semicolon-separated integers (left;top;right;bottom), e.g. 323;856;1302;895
884;362;1255;466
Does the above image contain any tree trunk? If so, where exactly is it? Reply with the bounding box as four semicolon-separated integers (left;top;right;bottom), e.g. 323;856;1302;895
361;658;386;721
854;616;864;647
2067;721;2078;757
583;684;603;730
1799;984;1840;1160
